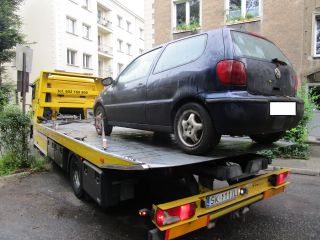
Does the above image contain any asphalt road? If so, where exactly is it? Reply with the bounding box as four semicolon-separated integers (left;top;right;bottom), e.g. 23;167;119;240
0;167;319;240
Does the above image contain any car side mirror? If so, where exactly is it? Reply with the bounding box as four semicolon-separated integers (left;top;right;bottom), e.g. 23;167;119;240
102;77;114;87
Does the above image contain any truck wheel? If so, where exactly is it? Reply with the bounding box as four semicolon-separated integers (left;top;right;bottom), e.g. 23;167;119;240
69;155;84;199
174;103;221;155
250;131;284;144
95;105;113;136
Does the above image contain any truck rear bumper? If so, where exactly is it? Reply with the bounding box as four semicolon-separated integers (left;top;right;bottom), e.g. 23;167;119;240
150;168;289;240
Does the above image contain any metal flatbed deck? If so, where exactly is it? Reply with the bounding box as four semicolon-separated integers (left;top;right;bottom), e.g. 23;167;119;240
37;121;290;170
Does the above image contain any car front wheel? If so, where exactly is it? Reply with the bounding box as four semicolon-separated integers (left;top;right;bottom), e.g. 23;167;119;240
250;131;284;144
94;105;113;136
174;103;221;155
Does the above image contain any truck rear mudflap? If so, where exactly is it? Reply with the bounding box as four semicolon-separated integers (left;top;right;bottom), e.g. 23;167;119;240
147;168;290;240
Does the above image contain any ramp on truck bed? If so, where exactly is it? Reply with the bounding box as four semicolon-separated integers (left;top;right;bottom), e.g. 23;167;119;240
34;120;290;170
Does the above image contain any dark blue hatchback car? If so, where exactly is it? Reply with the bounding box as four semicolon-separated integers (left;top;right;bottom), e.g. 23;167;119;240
94;28;304;155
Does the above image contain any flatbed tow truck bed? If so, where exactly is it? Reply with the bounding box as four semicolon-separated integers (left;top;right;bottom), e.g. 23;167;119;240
34;120;290;170
33;120;291;240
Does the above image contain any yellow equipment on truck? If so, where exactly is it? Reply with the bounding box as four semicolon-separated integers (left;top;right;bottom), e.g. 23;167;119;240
31;71;291;240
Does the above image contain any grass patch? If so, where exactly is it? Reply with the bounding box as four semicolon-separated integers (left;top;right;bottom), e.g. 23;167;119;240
0;151;49;176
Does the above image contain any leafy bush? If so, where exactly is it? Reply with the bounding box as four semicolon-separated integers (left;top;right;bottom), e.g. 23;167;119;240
0;84;11;112
0;105;30;165
0;152;23;175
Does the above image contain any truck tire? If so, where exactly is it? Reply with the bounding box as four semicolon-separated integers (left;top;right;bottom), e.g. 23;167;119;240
69;155;84;199
95;105;113;136
174;103;221;155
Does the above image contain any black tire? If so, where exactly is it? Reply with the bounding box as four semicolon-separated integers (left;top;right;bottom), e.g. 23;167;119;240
94;105;113;136
250;131;284;144
174;102;221;155
69;155;84;199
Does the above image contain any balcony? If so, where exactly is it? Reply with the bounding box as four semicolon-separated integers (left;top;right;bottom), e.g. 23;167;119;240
98;44;113;58
97;16;113;32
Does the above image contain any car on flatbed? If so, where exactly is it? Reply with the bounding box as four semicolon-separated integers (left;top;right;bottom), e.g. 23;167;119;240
95;27;304;155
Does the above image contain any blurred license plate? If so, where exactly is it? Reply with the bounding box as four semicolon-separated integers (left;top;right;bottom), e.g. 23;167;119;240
205;188;239;208
270;102;296;116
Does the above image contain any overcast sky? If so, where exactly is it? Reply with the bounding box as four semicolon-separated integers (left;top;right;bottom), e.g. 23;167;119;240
116;0;144;18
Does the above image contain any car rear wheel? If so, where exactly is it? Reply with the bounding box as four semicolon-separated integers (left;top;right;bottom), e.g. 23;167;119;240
250;131;284;144
174;103;221;155
94;105;113;136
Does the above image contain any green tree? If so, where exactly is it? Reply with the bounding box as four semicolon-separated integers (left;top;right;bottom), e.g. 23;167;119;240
0;0;24;85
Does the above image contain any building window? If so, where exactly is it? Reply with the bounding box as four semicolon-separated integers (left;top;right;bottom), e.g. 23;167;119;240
127;43;131;55
67;49;77;65
117;39;123;52
126;21;131;32
82;24;90;39
117;15;123;28
83;53;91;68
225;0;261;21
118;63;124;75
66;16;76;34
314;15;320;57
82;0;89;9
173;0;200;29
139;28;144;39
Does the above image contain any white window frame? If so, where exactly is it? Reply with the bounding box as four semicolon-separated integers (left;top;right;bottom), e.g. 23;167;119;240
118;63;124;75
117;15;123;28
224;0;262;22
172;0;202;30
82;0;89;10
117;39;123;52
67;49;77;66
83;53;91;69
66;16;77;34
126;20;131;32
82;23;91;39
126;43;131;55
313;13;320;58
139;28;144;39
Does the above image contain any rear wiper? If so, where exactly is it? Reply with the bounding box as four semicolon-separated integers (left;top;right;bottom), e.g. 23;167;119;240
271;58;287;66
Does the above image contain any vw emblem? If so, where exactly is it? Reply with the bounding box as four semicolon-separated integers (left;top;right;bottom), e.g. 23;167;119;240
275;68;281;79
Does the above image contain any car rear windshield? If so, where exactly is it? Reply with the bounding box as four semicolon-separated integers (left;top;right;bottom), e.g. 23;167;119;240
231;31;291;65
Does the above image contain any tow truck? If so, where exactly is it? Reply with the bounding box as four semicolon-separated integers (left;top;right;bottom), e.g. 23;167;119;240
31;71;291;240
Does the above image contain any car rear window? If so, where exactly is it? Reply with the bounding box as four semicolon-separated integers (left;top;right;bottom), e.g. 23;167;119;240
231;31;290;65
154;34;207;73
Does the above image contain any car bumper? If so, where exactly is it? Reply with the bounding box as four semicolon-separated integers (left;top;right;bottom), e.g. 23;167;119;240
202;92;304;135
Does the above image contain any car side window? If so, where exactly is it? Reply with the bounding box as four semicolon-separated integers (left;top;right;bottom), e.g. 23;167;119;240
154;34;207;74
118;48;161;83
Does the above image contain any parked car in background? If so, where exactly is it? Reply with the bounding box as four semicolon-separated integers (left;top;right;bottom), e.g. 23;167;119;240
94;27;304;155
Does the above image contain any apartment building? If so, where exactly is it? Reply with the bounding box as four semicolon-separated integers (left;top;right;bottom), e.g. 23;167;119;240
145;0;320;138
11;0;144;104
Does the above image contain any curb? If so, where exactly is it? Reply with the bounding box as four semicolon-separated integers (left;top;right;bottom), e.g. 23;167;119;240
0;171;31;181
267;166;320;176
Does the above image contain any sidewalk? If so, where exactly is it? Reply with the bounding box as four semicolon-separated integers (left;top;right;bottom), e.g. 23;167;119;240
269;143;320;176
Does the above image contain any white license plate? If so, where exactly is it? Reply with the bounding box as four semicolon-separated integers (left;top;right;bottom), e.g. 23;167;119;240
270;102;296;116
205;188;239;208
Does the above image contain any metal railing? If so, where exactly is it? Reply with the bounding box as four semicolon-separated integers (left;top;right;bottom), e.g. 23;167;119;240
97;16;113;30
98;44;113;56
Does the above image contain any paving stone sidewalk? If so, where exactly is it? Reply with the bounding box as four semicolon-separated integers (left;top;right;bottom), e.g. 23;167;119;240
269;143;320;176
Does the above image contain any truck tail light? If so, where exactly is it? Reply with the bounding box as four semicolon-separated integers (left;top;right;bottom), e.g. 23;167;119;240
216;60;247;86
155;202;197;226
270;171;290;186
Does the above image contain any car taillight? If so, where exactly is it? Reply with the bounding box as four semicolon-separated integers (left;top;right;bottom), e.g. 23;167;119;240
216;60;247;86
270;171;290;186
155;202;197;226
